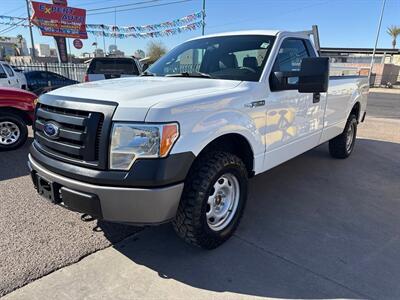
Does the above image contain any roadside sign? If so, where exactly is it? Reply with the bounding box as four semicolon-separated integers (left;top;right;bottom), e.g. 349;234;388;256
73;39;83;49
30;1;88;39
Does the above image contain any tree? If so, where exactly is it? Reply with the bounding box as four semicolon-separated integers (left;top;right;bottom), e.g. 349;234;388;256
134;49;145;59
387;25;400;49
146;41;167;62
12;44;21;56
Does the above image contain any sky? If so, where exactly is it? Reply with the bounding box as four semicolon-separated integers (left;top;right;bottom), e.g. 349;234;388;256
0;0;399;57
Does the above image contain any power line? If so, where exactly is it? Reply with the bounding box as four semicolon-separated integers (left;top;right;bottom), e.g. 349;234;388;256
87;0;194;16
3;4;25;16
87;0;163;11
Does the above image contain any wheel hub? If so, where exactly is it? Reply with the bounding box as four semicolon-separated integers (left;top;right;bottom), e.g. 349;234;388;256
0;121;20;145
346;122;355;152
206;173;240;231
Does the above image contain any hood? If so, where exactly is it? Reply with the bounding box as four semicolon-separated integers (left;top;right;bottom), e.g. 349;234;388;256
0;87;36;101
48;76;241;121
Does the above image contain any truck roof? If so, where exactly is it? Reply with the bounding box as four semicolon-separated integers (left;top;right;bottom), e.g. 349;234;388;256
197;29;318;41
189;30;280;41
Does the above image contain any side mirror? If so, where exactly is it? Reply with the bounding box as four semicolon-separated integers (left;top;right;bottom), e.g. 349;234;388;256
298;57;329;93
0;73;7;79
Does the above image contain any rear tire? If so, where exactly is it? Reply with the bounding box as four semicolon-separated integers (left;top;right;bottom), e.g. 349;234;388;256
173;151;248;249
329;114;357;159
0;113;28;151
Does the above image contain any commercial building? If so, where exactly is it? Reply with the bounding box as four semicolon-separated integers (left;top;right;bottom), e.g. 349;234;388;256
320;47;400;86
0;36;29;59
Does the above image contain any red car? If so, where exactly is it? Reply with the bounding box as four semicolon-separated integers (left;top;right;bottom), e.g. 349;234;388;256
0;87;36;150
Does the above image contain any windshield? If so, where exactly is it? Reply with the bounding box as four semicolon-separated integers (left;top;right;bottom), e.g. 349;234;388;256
88;58;139;75
148;35;275;81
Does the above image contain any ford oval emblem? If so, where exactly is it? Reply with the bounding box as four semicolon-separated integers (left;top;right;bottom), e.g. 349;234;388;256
43;122;60;138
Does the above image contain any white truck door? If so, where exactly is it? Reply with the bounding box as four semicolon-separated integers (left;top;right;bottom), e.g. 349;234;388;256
263;38;326;170
2;63;19;88
0;64;11;87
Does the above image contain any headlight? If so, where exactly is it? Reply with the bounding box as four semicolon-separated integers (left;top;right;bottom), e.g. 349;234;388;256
109;122;179;170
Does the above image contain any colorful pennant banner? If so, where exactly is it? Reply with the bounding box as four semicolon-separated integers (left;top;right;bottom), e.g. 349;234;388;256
85;11;203;33
86;21;203;39
0;11;203;39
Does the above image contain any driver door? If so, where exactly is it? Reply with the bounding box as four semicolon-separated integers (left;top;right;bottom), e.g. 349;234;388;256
264;38;326;170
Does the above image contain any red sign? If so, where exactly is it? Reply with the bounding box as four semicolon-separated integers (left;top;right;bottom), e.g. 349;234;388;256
31;1;87;39
73;39;83;49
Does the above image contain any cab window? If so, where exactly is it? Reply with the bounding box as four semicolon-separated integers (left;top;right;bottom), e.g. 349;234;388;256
272;39;310;72
0;65;7;79
3;64;14;77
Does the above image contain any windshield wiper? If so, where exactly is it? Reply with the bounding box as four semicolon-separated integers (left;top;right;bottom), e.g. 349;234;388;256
165;72;213;78
140;71;155;76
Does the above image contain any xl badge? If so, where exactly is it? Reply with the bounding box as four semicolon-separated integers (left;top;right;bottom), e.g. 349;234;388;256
43;122;60;138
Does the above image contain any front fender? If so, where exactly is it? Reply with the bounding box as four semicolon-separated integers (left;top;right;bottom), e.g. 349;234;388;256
173;109;264;157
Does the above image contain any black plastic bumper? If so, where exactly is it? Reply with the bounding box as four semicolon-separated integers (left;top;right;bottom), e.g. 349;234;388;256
30;169;103;218
30;143;195;188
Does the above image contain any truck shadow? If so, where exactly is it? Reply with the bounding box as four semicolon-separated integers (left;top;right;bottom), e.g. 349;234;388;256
100;138;400;299
0;138;33;181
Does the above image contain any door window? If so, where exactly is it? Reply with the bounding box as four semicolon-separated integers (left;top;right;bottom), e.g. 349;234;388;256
270;38;311;88
273;39;309;72
3;64;15;77
0;65;8;79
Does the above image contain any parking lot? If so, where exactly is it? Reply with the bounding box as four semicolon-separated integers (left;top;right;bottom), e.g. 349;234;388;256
1;92;399;299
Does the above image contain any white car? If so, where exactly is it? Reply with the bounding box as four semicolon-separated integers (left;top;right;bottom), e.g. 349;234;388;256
0;61;26;89
29;30;368;249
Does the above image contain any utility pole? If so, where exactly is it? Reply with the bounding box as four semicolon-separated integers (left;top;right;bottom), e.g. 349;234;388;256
201;0;206;36
114;8;117;47
369;0;386;84
25;0;36;61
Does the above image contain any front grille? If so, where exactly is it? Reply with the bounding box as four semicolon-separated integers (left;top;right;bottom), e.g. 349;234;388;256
33;95;117;169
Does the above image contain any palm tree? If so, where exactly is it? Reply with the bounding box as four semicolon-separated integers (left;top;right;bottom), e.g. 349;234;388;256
387;25;400;49
12;44;21;56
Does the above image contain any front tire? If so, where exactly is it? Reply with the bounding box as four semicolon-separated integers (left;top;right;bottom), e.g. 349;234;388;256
173;151;248;249
329;114;357;159
0;113;28;151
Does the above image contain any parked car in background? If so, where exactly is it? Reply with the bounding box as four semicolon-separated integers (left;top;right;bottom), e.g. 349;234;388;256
24;70;79;95
85;57;141;82
0;61;27;89
0;87;36;150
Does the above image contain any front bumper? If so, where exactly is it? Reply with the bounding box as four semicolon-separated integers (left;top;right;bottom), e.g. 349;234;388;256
28;154;184;225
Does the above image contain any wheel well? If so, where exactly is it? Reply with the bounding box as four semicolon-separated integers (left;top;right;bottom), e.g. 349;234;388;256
197;133;254;177
0;107;31;126
350;102;361;122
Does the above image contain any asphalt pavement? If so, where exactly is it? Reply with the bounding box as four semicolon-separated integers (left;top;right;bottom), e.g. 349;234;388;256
1;92;399;299
0;139;141;297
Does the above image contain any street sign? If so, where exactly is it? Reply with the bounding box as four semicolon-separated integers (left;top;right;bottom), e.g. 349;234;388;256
73;39;83;49
30;1;88;39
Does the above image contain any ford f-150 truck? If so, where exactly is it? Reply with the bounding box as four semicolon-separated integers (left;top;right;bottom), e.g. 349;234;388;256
28;30;368;249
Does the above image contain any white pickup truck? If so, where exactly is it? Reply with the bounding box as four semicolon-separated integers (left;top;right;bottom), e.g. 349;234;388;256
29;30;368;249
0;61;27;90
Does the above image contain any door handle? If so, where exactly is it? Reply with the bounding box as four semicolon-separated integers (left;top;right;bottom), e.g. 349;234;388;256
245;100;265;108
8;80;11;85
313;93;320;103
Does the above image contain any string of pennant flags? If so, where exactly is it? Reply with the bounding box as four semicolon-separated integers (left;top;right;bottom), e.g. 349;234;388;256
86;11;203;33
87;21;203;39
0;11;203;38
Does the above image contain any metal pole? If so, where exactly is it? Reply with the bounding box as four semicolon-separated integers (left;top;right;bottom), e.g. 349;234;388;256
114;8;117;47
103;32;106;56
201;0;206;36
369;0;386;84
25;0;36;61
